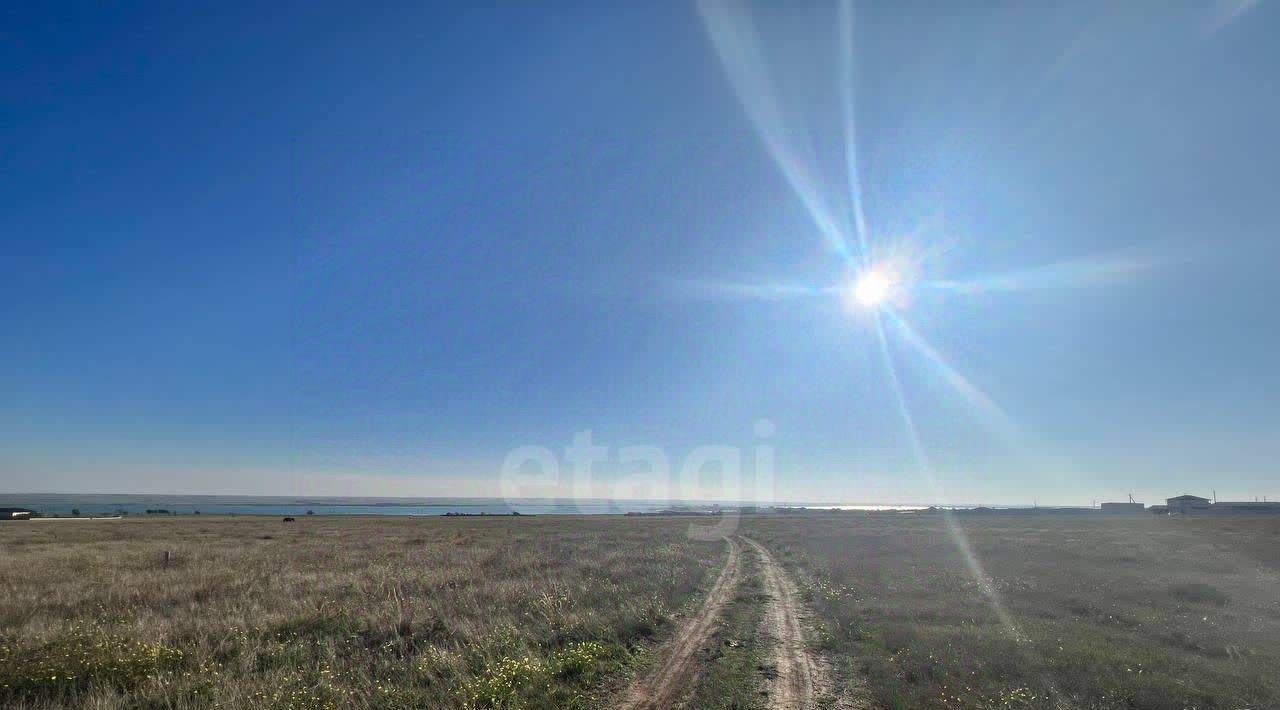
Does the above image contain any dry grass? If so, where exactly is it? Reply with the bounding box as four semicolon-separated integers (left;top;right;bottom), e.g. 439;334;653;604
7;512;1280;709
0;516;724;709
741;513;1280;709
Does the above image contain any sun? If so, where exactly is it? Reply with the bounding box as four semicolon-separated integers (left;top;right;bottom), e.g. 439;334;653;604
851;268;897;309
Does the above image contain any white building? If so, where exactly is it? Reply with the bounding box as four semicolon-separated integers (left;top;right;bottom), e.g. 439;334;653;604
1166;495;1211;513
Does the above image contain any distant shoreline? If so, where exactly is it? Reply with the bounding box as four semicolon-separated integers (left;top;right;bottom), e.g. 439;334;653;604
2;492;1105;518
0;493;1067;508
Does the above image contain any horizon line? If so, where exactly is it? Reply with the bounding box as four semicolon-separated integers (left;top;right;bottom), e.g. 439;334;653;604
2;491;1113;508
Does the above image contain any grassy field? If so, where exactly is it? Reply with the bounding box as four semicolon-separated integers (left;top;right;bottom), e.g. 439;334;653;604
0;516;724;709
4;513;1280;709
742;513;1280;709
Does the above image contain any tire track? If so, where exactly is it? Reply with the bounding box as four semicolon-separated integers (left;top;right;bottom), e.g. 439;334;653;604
618;536;743;710
740;535;822;709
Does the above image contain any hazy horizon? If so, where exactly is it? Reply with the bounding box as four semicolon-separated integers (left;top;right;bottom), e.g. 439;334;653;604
5;1;1280;505
0;484;1254;510
1;490;1112;510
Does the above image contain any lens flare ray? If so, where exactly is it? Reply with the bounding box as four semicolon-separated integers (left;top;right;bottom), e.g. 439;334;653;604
875;315;1072;707
873;314;1024;640
672;279;838;301
921;251;1159;295
885;308;1082;485
883;309;1021;439
697;0;855;263
838;0;870;261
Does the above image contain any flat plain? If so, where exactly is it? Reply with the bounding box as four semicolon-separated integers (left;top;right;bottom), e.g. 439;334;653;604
740;513;1280;709
2;513;1279;709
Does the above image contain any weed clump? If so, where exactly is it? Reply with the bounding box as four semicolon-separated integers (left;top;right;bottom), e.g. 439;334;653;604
0;624;187;703
458;640;623;709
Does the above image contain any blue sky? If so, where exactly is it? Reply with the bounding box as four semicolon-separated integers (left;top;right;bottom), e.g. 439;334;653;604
3;1;1278;504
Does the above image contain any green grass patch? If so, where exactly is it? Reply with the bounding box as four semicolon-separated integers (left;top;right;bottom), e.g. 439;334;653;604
684;553;767;710
0;624;188;703
457;640;627;709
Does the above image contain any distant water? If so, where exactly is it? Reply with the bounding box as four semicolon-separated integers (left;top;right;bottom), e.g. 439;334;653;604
1;494;674;516
0;494;977;517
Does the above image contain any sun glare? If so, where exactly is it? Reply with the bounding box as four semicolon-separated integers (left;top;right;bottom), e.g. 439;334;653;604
852;268;895;309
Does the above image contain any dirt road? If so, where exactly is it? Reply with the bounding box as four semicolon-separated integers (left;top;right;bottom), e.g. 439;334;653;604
616;534;868;710
742;535;875;710
739;536;825;709
618;536;743;710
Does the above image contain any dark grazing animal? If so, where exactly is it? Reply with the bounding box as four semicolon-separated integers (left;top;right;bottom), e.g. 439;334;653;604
282;517;296;522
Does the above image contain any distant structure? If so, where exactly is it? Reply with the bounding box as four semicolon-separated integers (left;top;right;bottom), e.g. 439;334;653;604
1156;494;1280;514
1208;501;1280;513
1101;494;1144;513
0;507;34;521
1166;494;1212;513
